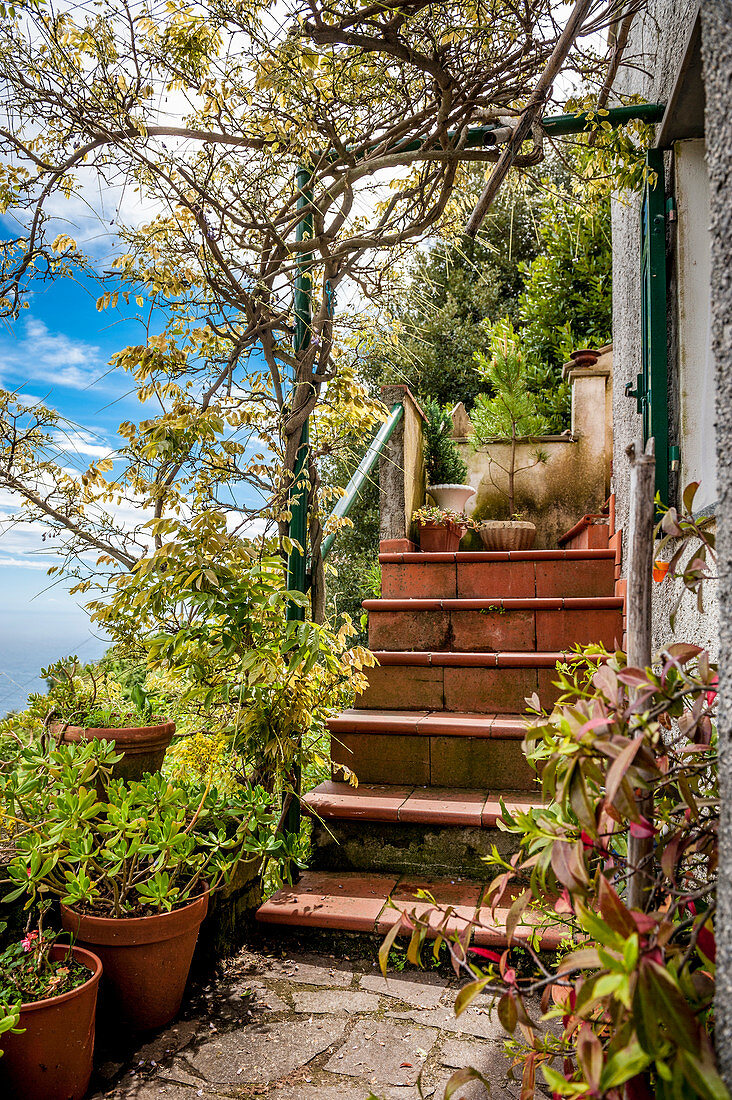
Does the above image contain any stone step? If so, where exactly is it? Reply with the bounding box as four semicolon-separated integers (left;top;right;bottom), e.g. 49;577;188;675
256;870;561;949
329;709;538;789
365;596;624;653
358;652;571;714
380;548;616;600
304;781;541;879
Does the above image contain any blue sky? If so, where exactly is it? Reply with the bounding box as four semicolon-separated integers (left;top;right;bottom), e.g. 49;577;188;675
0;270;148;613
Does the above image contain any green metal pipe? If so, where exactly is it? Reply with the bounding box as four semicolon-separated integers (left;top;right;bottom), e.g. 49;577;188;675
541;102;665;136
314;104;665;163
286;165;314;623
284;172;313;842
320;402;404;562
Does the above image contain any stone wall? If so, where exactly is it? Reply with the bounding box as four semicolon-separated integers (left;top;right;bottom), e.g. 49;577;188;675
701;0;732;1077
450;350;612;549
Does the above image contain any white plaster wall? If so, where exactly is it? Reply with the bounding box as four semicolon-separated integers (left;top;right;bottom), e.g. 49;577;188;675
611;0;717;651
675;138;717;508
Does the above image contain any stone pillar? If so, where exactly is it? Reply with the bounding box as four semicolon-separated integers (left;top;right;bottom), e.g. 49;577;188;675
379;385;427;552
562;345;613;502
702;0;732;1084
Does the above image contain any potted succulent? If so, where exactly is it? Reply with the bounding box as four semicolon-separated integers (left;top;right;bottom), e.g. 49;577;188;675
3;739;278;1032
422;397;476;513
413;504;470;553
0;911;102;1100
470;318;549;550
30;655;175;782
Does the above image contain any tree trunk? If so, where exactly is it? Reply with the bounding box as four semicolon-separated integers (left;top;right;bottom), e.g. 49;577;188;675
625;439;655;911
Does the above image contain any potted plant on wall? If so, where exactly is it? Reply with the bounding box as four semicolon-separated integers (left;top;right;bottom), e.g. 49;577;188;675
422;397;476;513
0;910;103;1100
29;655;175;782
412;504;471;553
470;318;549;550
2;739;278;1032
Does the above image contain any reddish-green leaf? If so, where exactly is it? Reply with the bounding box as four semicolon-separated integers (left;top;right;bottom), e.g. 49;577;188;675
598;874;636;934
605;737;642;806
497;990;518;1033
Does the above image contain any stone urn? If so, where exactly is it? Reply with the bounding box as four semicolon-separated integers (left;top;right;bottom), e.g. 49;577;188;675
427;484;475;512
478;520;536;551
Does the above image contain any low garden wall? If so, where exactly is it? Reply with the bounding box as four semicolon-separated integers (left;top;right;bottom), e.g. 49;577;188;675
452;347;613;548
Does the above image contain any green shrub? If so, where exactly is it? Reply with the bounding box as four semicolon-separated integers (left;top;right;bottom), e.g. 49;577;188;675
422;397;468;485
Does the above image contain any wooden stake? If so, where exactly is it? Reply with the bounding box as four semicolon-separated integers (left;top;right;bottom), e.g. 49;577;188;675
625;438;656;911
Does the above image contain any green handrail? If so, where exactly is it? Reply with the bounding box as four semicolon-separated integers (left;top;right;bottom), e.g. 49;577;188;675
320;402;405;562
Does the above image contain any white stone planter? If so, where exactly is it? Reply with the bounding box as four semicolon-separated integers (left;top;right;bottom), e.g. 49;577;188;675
478;520;536;551
427;484;475;512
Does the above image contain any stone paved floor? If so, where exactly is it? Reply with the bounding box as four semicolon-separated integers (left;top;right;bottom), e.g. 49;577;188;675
90;947;536;1100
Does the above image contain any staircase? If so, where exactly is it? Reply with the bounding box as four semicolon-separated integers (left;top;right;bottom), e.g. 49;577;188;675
258;547;621;948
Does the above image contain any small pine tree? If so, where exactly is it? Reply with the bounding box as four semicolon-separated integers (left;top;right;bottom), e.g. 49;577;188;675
422;397;468;486
470;318;549;516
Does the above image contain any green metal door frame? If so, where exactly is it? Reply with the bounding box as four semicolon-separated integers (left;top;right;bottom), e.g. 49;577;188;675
627;148;670;507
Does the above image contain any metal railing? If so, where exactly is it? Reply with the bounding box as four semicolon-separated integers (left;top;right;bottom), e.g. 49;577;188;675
319;402;404;562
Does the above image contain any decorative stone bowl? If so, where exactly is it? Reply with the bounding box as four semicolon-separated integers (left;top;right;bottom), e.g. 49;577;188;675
478;520;536;551
427;484;476;512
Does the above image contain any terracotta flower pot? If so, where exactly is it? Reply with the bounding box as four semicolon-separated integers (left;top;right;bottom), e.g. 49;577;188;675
419;520;465;553
0;944;102;1100
60;891;208;1032
427;483;476;512
57;720;175;782
478;520;536;551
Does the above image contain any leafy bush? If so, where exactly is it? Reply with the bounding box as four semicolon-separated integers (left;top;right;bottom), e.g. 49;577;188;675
2;739;280;917
86;540;374;800
422;397;468;486
0;910;89;1007
470;319;549;516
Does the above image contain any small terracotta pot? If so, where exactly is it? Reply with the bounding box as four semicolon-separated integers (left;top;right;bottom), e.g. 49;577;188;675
427;483;476;512
0;944;102;1100
60;891;208;1032
57;720;175;782
419;520;465;553
478;520;536;551
570;348;600;369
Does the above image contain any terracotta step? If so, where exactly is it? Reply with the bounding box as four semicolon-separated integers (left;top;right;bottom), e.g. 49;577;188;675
328;709;528;738
304;780;538;825
304;781;541;879
358;652;572;714
329;709;538;789
380;548;616;599
365;596;623;653
256;870;561;948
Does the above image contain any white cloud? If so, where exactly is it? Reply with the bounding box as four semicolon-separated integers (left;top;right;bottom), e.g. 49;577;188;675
0;555;54;570
0;317;105;391
50;429;115;461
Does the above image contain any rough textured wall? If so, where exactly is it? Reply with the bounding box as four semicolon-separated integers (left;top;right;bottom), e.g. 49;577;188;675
455;364;612;548
701;0;732;1081
612;0;717;650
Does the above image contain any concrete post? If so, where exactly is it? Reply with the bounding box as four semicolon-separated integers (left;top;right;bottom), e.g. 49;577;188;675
378;385;427;551
702;1;732;1085
562;345;613;501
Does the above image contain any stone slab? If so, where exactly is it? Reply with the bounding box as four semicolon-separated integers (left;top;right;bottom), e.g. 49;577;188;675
178;1018;347;1086
388;1004;504;1041
274;955;354;987
292;990;381;1014
359;971;447;1008
325;1018;439;1089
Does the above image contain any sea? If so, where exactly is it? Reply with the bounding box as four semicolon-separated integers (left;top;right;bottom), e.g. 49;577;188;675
0;614;110;718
